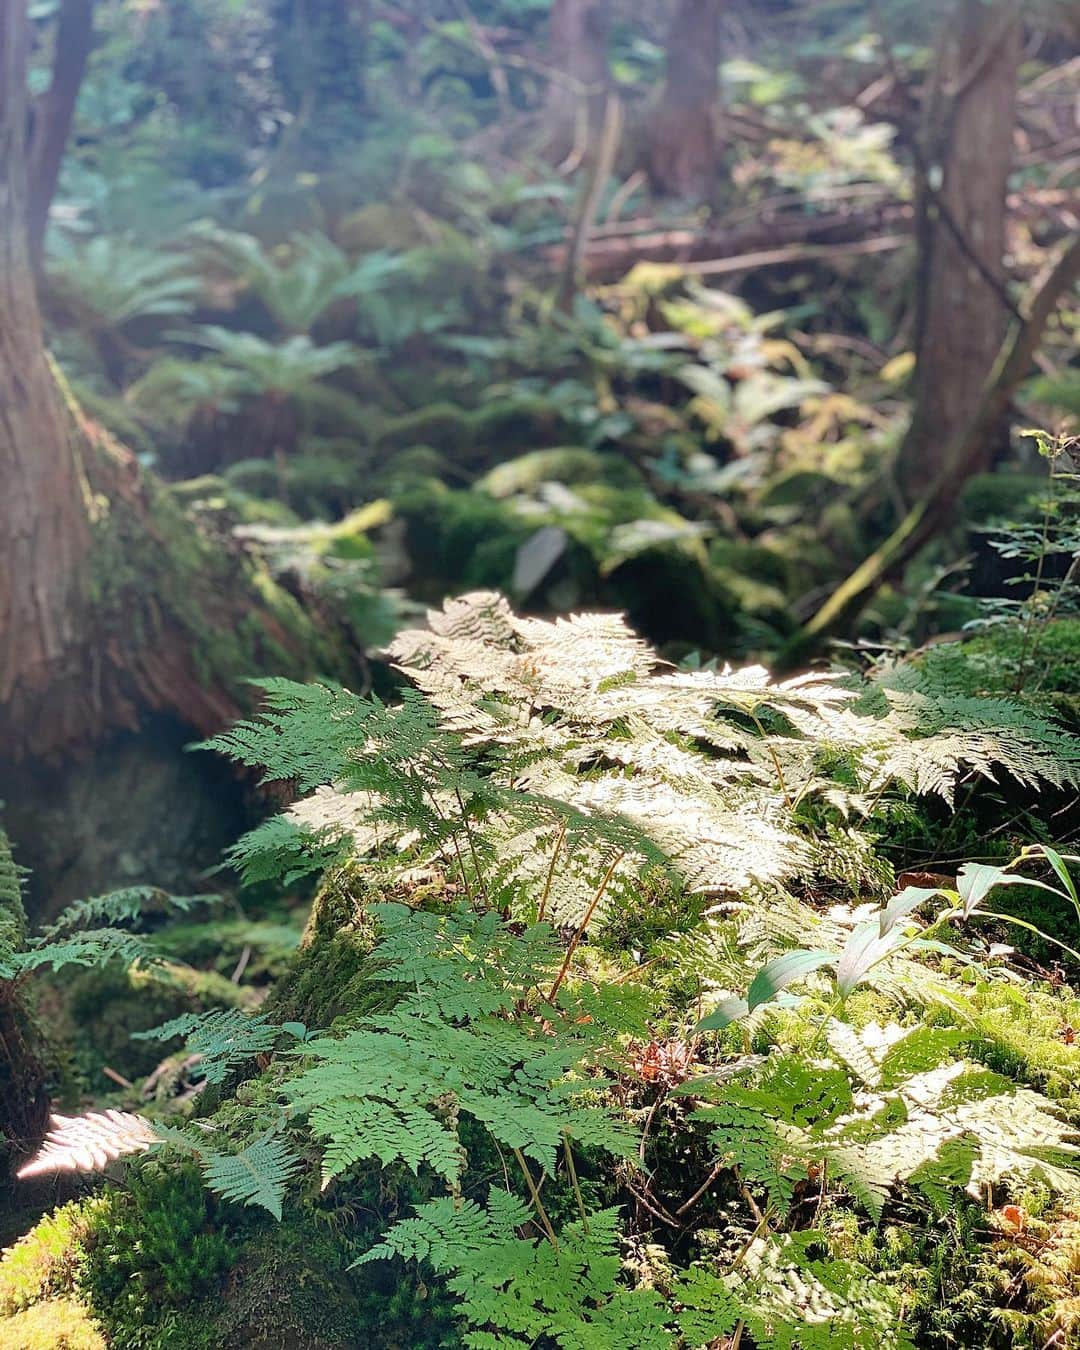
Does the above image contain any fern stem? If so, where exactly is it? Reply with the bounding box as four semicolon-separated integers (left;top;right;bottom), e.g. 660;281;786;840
675;1160;726;1218
513;1148;559;1248
536;818;568;926
548;851;625;1003
562;1135;588;1231
453;784;490;909
1014;463;1056;695
750;711;792;809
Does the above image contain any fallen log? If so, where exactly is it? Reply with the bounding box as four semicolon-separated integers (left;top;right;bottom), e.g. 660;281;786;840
548;189;1080;283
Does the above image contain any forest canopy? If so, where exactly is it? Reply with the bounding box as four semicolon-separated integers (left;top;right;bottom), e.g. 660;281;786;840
0;1;1079;1347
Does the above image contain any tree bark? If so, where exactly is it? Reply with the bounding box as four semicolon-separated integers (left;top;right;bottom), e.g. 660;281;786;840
26;0;94;270
0;0;348;764
648;0;722;199
542;0;612;163
899;0;1021;499
779;233;1080;671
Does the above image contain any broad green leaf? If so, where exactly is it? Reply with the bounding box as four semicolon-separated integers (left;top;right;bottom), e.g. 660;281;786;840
879;886;943;938
837;921;904;998
747;951;834;1011
695;995;750;1032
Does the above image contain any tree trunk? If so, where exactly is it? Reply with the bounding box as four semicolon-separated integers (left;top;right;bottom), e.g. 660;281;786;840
26;0;94;270
648;0;722;199
899;0;1021;499
0;0;348;764
542;0;612;163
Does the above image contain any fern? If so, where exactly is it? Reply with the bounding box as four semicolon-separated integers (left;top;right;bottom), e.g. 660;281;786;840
16;928;159;975
676;1236;912;1350
132;1009;281;1086
288;904;642;1187
198;1135;299;1220
16;1112;160;1180
360;1192;672;1349
18;1113;298;1220
214;592;1080;930
40;887;221;939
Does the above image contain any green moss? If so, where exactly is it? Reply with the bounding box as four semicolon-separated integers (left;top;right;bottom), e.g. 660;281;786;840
83;452;355;727
262;868;387;1029
80;1164;238;1347
935;979;1080;1116
0;1298;106;1349
478;447;642;499
961;472;1051;526
393;479;537;598
60;961;254;1084
375;402;477;457
0;1203;96;1316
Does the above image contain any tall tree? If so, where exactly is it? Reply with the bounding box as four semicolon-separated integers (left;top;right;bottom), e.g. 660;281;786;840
542;0;612;162
26;0;94;269
0;0;344;765
648;0;723;199
899;0;1022;498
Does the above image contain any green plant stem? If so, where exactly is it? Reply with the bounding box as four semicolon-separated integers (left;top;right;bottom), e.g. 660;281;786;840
563;1135;588;1231
548;851;625;1002
536;818;567;926
514;1148;559;1248
750;710;792;808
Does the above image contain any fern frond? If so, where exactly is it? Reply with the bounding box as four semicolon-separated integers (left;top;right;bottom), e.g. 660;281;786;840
132;1009;280;1086
17;928;158;975
199;1136;300;1220
16;1112;159;1179
41;887;220;938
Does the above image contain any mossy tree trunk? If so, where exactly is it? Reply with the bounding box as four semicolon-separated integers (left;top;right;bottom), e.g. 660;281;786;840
0;833;49;1195
0;0;346;764
648;0;722;200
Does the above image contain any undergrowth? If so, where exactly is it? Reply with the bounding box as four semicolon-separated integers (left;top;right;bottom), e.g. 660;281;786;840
8;592;1080;1348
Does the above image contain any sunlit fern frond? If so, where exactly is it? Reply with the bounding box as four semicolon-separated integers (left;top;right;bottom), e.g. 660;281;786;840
17;1112;160;1179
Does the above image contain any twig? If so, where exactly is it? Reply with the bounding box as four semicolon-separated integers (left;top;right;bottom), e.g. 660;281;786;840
536;817;567;925
675;1161;726;1218
563;1135;588;1230
604;170;646;225
680;234;908;278
230;944;252;984
557;91;623;311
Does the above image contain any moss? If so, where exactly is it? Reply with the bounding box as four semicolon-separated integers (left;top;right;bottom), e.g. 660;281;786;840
79;1164;239;1348
0;1298;106;1349
81;438;356;738
478;447;643;499
961;472;1051;526
335;203;438;254
59;961;255;1084
392;479;537;599
0;1203;96;1316
375;403;477;457
261;868;387;1029
934;979;1080;1116
212;1224;368;1350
